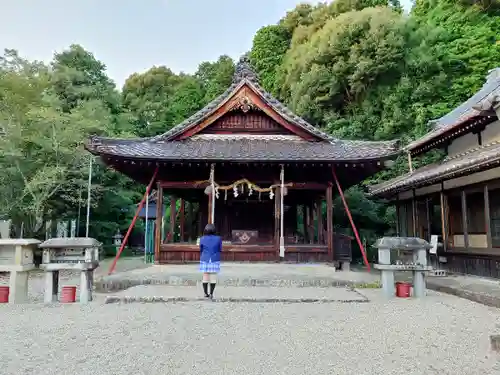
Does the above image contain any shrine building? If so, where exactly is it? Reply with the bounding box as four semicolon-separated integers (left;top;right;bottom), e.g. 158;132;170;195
370;68;500;278
86;56;399;264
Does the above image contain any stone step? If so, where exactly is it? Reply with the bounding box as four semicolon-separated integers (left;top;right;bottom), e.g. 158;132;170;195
104;285;369;304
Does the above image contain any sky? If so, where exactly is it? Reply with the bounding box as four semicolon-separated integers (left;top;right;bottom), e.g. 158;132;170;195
0;0;413;88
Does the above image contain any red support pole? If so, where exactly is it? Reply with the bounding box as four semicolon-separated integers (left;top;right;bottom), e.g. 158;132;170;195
108;166;159;275
331;166;371;272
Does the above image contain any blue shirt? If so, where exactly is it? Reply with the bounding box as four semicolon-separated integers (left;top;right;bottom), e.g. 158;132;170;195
199;235;222;263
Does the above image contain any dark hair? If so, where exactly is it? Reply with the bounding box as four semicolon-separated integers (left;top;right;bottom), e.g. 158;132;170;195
203;223;216;235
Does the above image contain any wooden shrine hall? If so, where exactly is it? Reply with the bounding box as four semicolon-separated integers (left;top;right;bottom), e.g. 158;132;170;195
86;56;399;264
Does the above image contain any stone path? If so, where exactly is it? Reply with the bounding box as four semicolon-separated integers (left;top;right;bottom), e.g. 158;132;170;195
95;263;379;292
104;285;369;303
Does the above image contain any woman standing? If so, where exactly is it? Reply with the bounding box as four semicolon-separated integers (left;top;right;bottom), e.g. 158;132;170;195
199;223;222;298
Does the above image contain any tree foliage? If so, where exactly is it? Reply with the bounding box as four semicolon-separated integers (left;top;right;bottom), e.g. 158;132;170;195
0;0;498;252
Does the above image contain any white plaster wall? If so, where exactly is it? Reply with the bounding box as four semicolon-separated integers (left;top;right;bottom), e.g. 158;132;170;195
453;234;488;248
447;132;478;157
481;119;500;144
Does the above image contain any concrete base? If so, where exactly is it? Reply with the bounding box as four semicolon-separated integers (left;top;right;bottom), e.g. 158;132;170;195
8;271;29;303
44;271;59;303
94;263;377;293
340;261;350;272
491;335;500;353
43;269;94;304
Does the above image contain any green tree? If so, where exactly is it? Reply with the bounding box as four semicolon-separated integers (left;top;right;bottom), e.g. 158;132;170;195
195;55;235;102
250;25;291;94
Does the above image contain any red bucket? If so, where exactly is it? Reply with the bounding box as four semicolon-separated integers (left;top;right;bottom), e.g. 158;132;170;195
60;286;77;303
395;282;411;298
0;286;9;303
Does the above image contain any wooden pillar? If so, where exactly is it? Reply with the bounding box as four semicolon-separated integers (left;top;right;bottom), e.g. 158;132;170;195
395;196;400;237
154;183;163;263
187;201;193;242
274;187;281;255
485;184;492;249
169;196;176;243
302;205;308;243
197;203;203;237
326;184;333;260
412;189;417;237
308;203;315;243
179;198;185;243
316;200;323;244
207;193;213;225
439;184;448;252
461;189;469;249
425;197;431;241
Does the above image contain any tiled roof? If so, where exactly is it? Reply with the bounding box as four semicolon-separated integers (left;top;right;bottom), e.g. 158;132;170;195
150;56;339;143
88;134;399;162
370;141;500;197
87;56;400;163
406;68;500;152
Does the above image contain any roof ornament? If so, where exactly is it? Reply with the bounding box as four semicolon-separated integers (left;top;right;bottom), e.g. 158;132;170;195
486;67;500;84
232;54;259;84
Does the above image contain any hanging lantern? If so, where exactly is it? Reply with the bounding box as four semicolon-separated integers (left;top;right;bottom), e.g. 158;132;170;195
233;185;239;197
224;190;228;201
215;186;220;199
248;183;253;196
269;189;274;199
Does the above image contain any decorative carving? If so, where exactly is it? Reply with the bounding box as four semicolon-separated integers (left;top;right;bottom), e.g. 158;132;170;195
229;96;258;113
232;230;259;245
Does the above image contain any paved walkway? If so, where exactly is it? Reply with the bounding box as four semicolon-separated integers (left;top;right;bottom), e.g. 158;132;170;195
94;263;380;292
105;285;369;303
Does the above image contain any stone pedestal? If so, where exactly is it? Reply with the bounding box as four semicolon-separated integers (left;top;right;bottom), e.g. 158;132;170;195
39;237;101;304
373;237;432;299
0;239;40;303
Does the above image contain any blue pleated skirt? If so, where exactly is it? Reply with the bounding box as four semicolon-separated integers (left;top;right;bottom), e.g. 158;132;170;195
199;259;221;273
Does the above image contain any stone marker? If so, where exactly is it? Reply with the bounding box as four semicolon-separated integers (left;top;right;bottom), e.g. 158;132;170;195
0;239;41;303
39;237;101;304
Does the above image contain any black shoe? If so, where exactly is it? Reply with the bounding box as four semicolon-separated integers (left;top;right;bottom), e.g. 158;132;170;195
202;282;209;297
204;293;210;298
209;294;213;300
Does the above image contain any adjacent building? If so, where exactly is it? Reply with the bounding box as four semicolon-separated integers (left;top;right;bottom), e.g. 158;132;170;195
370;68;500;277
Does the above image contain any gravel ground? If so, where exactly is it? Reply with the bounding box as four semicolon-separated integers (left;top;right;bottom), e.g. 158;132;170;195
1;290;500;375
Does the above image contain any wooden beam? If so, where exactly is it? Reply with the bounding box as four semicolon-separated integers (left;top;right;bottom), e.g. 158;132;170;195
461;189;469;249
326;184;333;261
159;180;328;190
154;183;163;263
179;199;185;242
484;184;492;248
